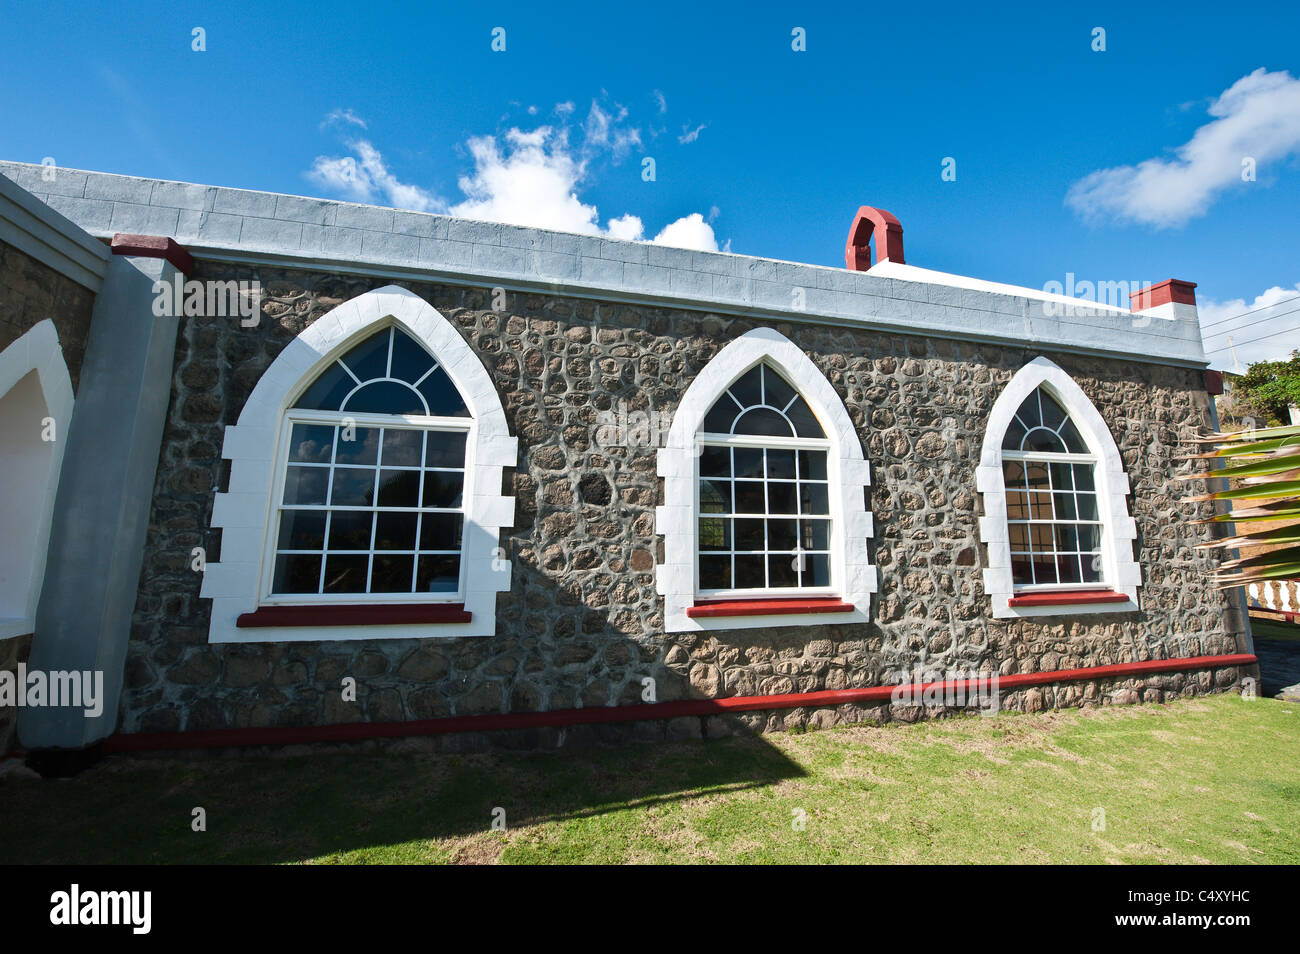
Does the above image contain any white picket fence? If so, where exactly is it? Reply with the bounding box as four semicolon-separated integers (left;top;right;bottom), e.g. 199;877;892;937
1248;579;1300;617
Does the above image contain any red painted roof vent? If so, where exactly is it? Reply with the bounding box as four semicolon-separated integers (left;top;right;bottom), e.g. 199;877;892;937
844;206;904;270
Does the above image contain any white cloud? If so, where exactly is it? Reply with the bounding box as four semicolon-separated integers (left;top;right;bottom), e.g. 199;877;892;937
678;123;706;145
652;213;718;251
653;89;667;114
1199;282;1300;371
307;140;442;212
308;100;721;251
321;108;367;131
1066;68;1300;228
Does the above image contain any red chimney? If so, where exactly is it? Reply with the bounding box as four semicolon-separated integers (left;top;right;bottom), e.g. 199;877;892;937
845;206;904;270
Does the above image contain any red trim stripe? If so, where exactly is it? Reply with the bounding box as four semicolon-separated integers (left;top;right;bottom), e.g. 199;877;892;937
236;603;471;628
1007;589;1130;608
687;597;856;619
100;653;1256;753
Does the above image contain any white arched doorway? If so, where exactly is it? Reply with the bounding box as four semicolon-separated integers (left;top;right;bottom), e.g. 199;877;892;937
0;320;75;640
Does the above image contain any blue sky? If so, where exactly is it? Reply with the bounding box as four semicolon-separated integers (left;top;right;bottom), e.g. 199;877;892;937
2;0;1297;368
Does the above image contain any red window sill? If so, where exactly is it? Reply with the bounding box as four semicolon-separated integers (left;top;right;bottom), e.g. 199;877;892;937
1007;589;1130;608
236;603;472;628
686;597;856;619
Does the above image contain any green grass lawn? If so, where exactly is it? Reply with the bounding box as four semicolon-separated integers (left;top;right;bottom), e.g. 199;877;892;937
2;694;1297;864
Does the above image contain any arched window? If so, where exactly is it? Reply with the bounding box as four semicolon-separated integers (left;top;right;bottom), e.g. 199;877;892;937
269;325;472;598
977;357;1140;618
657;327;874;632
697;363;833;594
1000;387;1101;588
203;286;516;643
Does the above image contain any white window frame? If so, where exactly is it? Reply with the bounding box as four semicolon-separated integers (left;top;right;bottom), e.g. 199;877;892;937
657;327;875;632
261;408;475;605
203;286;517;643
977;356;1141;618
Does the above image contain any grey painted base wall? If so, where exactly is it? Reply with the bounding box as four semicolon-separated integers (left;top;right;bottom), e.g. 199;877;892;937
119;263;1245;738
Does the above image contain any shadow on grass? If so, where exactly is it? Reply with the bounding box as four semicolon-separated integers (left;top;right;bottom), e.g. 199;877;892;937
0;731;806;864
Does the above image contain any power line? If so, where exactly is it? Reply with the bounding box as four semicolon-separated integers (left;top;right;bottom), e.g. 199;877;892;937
1204;324;1300;352
1202;304;1300;341
1199;292;1300;330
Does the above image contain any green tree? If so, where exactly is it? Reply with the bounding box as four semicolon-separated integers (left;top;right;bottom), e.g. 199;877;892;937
1232;350;1300;425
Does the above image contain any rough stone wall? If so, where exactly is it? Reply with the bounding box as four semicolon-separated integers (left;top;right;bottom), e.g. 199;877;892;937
119;262;1244;737
0;239;97;392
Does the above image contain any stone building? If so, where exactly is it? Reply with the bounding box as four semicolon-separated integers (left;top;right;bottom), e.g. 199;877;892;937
0;160;1256;763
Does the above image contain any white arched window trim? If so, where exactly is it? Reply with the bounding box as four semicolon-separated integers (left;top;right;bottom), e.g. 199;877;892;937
656;327;875;632
0;319;74;640
977;356;1141;618
202;286;517;643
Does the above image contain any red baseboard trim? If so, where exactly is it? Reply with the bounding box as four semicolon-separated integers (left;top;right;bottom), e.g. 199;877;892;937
100;653;1257;754
687;597;856;619
236;603;471;628
1007;589;1130;608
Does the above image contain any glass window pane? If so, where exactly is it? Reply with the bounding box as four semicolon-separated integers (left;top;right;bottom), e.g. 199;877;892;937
734;407;795;437
1008;523;1029;550
734;447;764;478
328;510;374;550
371;554;415;593
425;430;467;468
1003;460;1026;488
330;468;376;507
278;509;326;550
335;427;379;465
1023;428;1066;453
417;554;461;593
294;362;353;411
416;367;470;417
762;365;797;410
1076;524;1101;552
729;367;763;409
703;398;736;434
272;554;321;594
1011;554;1033;586
1058;417;1088;454
283;466;328;506
699;445;731;478
1073;464;1095;492
767;518;797;550
1014;394;1042;430
422;472;464;509
1076;494;1098;521
699;555;731;590
1006;491;1028;520
734;518;765;551
1081;554;1103;583
1039;390;1067;431
381;428;423;466
1031;554;1057;585
735;482;767;514
1049;462;1074;491
419;512;464;550
1029;524;1053;550
374;511;418;550
734;554;765;588
340;328;392;381
1057;554;1082;584
801;518;830;550
768;554;798;588
767;449;796;479
1025;463;1050;490
288;423;335;463
1028;492;1053;520
323;554;368;593
786;396;825;438
799;483;829;515
1002;415;1027;451
378;469;421;508
390;329;435;383
343;380;426;415
763;481;795;514
1054;525;1079;552
804;554;831;587
699;517;730;551
798;450;827;480
700;479;730;514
